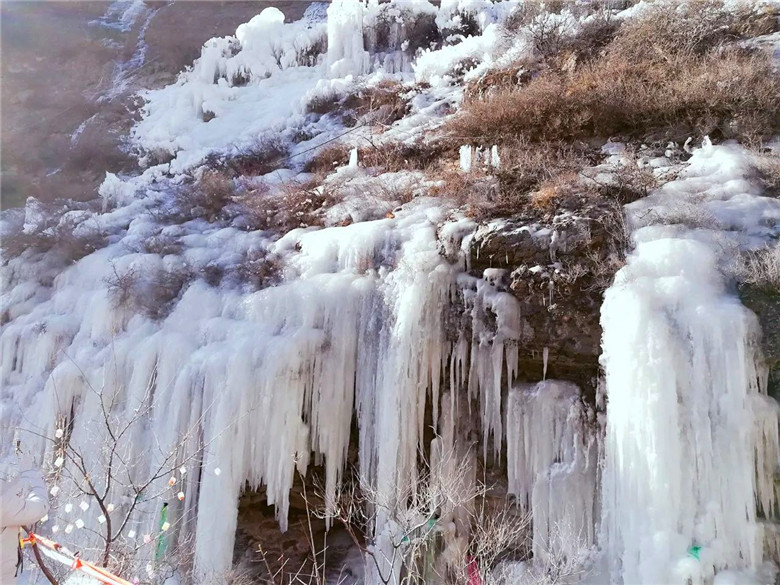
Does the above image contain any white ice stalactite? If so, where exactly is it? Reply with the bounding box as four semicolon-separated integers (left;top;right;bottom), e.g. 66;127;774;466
459;145;473;172
490;145;500;169
506;381;599;563
600;141;780;584
327;0;370;78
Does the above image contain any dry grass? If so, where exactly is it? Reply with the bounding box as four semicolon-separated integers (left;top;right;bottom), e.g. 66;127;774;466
610;0;778;61
582;149;661;204
733;244;780;291
105;263;192;320
204;136;289;177
172;170;236;223
359;139;445;172
235;178;342;232
303;143;352;174
452;0;780;146
306;81;410;128
424;139;597;219
529;173;582;212
341;80;409;127
752;152;780;197
450;47;780;145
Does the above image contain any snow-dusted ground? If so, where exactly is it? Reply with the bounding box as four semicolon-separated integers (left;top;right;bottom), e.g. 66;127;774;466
3;1;780;584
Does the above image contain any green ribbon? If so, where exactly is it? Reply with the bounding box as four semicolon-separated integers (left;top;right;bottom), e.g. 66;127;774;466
155;503;169;561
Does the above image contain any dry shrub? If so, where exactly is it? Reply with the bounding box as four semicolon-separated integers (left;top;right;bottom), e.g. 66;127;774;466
236;178;342;232
303;143;351;174
141;233;184;257
306;81;410;128
450;47;780;144
359;139;445;173
610;0;778;61
305;90;341;116
529;173;582;212
493;139;594;201
427;141;593;219
561;12;621;64
428;163;498;210
341;80;409;127
733;244;780;291
231;249;282;290
173;170;236;223
465;58;539;100
582;150;661;204
454;0;780;145
205;136;289;177
105;264;192;320
752;152;780;197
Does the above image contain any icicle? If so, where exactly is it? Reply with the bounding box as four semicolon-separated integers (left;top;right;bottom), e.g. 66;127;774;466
542;347;549;380
491;145;500;169
459;145;472;172
348;147;358;169
506;381;598;563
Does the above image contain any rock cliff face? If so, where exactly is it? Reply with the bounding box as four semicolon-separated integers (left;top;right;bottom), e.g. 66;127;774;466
468;206;621;399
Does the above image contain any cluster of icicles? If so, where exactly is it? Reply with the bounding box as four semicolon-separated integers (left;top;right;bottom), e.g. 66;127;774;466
3;162;779;584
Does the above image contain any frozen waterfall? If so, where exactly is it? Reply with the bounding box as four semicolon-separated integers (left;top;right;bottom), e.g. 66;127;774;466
599;142;780;584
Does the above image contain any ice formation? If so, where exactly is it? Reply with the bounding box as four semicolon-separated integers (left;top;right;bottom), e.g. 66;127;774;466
3;1;780;584
507;381;599;563
0;197;530;577
600;142;780;584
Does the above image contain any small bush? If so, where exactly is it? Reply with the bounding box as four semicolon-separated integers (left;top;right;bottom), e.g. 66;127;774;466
205;136;289;177
561;13;621;64
341;80;409;127
172;170;236;223
492;140;594;205
303;143;351;174
733;244;780;291
235;178;342;232
105;264;192;320
752;152;780;197
582;150;661;204
306;81;410;128
231;249;282;290
359;139;445;173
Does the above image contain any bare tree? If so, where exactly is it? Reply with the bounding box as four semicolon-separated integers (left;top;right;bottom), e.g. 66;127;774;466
17;353;228;584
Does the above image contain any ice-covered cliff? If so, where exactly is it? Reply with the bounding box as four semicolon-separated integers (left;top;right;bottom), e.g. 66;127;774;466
2;1;779;584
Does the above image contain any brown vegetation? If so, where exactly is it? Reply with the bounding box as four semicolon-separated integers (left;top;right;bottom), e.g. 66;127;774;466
451;1;780;146
105;263;192;320
1;201;107;263
752;152;780;197
450;48;780;145
306;80;410;128
238;179;341;232
359;139;446;172
204;136;290;178
303;143;352;174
